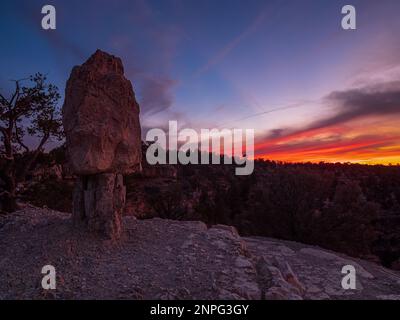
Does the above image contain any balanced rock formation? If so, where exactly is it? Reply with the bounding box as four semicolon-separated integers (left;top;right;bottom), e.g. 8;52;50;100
62;50;141;239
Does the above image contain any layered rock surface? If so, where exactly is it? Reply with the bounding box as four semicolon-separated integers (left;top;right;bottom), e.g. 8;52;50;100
1;207;399;300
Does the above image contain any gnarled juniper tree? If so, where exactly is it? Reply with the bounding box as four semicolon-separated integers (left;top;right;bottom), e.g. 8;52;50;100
0;73;63;212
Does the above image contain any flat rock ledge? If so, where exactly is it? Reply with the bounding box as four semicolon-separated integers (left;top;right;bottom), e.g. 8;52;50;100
1;207;400;300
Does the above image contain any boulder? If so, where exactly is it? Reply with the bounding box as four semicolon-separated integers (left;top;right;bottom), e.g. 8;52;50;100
62;49;141;175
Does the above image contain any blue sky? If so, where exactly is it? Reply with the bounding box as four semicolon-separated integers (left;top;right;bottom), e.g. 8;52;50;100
1;0;400;163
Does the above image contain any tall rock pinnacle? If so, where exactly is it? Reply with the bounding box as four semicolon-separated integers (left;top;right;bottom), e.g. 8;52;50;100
63;49;141;175
62;50;142;239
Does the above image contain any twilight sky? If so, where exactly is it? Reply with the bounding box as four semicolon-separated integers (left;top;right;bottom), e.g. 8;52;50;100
1;0;400;164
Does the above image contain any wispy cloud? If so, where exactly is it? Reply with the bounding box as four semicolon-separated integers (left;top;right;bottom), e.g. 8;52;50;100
259;80;400;141
319;81;400;127
192;1;285;78
113;1;182;117
19;0;181;117
137;76;178;116
254;80;400;164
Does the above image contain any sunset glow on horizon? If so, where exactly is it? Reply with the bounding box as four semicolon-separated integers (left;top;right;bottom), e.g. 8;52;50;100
1;0;400;165
254;115;400;165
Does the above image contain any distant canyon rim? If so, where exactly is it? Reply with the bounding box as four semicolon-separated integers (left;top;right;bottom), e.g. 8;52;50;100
145;120;255;176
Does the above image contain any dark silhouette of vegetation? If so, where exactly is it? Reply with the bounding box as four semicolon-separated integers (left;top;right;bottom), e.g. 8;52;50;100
0;74;63;212
137;158;399;266
145;184;186;220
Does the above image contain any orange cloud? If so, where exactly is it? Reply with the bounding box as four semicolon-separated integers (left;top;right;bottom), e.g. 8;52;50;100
254;79;400;165
255;116;400;165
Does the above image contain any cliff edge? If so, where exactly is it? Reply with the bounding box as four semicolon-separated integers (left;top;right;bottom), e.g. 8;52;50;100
0;207;399;299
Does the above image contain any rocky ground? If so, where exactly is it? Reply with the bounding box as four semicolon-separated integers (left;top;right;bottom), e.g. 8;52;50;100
0;207;400;300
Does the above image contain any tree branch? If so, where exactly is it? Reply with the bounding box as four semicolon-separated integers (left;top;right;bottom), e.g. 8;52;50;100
14;125;30;153
0;153;14;160
18;132;50;181
9;80;21;107
0;92;10;109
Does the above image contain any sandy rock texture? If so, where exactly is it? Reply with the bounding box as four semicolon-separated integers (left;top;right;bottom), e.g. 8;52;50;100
62;49;141;175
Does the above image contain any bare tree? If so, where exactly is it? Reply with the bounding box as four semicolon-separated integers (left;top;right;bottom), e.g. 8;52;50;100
0;73;63;212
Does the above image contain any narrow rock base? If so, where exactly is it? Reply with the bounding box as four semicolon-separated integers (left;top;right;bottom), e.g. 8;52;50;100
72;173;125;239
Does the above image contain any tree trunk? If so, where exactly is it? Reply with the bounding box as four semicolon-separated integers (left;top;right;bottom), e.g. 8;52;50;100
1;129;17;213
2;164;17;212
17;135;48;182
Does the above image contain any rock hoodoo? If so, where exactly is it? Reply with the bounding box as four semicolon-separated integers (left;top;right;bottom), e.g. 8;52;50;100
62;50;141;239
